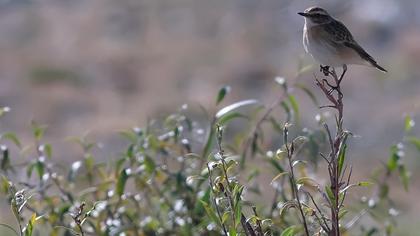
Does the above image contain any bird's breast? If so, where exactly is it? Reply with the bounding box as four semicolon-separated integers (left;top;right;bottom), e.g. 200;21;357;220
303;24;343;66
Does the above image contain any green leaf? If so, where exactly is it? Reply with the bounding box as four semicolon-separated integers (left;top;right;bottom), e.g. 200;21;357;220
200;200;221;227
292;136;308;152
280;101;291;122
144;156;156;174
1;175;11;194
229;228;237;236
31;121;47;141
269;117;283;133
116;169;130;196
1;147;10;171
295;83;319;106
339;209;348;219
268;158;285;173
217;112;247;126
1;132;21;148
406;136;420;152
216;86;231;105
119;130;138;143
404;115;415;132
24;213;37;236
338;144;347;177
387;145;399;171
43;144;52;159
280;226;296;236
202;126;215;159
279;201;298;218
271;172;289;185
379;184;389;199
232;185;244;227
288;95;300;124
358;181;373;187
234;201;242;228
84;154;94;172
26;163;35;178
398;165;410;191
325;186;335;203
35;160;44;180
296;177;319;187
215;99;259;119
221;212;229;224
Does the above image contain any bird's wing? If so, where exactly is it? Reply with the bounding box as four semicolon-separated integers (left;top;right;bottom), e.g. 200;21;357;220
323;20;387;72
323;20;356;45
344;41;377;65
345;42;387;72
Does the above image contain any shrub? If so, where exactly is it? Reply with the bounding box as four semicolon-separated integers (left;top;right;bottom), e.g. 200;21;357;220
0;70;417;235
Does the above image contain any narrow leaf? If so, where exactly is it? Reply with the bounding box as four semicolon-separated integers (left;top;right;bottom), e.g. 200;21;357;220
116;169;130;196
200;200;221;227
398;165;410;191
1;132;21;148
217;112;247;126
288;95;300;124
280;226;296;236
387;145;399;171
215;99;259;119
338;144;347;176
216;86;231;105
407;136;420;152
271;172;289;185
404;115;415;132
295;83;319;106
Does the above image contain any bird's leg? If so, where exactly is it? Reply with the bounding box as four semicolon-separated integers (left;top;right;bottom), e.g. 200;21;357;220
323;66;346;96
320;65;330;76
322;79;337;95
338;64;347;86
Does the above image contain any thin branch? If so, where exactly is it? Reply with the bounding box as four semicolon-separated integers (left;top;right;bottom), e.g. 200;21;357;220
284;126;310;236
216;125;255;236
304;191;330;233
206;164;229;236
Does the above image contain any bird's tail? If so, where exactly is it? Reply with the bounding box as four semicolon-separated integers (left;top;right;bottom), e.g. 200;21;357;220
372;62;387;73
345;42;387;73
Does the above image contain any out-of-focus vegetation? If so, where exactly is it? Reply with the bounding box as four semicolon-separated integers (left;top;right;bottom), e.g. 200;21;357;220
0;75;418;235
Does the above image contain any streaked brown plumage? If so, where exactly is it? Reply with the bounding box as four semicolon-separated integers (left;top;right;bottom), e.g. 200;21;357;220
299;6;387;73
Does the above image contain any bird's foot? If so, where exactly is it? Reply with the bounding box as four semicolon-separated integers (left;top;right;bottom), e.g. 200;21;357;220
320;65;330;76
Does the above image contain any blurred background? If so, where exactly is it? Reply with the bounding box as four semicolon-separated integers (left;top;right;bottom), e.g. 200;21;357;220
0;0;419;234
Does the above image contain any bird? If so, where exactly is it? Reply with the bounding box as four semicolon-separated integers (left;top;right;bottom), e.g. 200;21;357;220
298;6;387;77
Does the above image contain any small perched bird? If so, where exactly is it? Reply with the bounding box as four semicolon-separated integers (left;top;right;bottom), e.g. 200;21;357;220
298;6;387;76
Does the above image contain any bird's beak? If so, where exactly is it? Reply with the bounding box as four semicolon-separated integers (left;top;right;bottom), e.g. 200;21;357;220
298;12;309;17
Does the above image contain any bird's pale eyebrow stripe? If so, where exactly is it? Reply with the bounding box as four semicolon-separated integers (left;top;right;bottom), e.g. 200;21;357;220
309;7;324;12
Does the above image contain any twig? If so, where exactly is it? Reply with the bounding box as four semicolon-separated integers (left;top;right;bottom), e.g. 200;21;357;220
216;125;255;236
304;191;330;233
72;202;86;236
315;66;349;236
206;164;229;236
283;125;310;236
252;206;264;236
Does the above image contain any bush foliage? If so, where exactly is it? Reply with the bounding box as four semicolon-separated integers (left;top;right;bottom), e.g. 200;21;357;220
0;73;418;236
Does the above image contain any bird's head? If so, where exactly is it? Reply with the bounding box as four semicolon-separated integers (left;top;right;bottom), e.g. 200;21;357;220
298;7;332;24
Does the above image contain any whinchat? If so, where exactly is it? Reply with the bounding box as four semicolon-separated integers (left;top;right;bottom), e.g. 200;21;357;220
298;6;387;76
